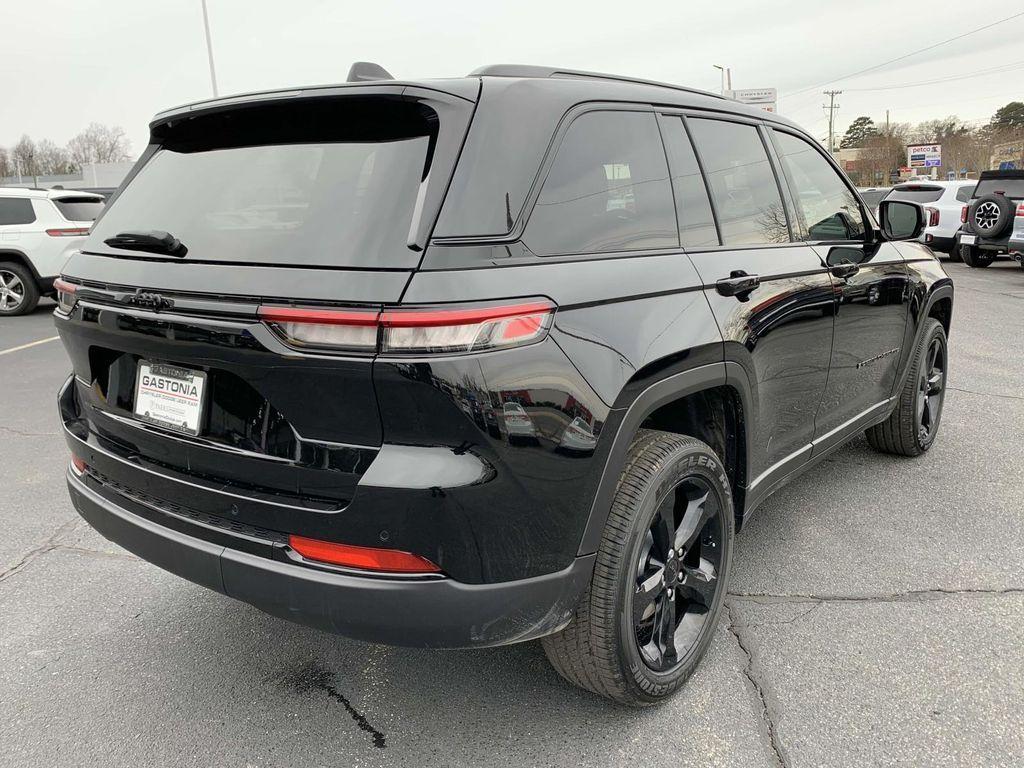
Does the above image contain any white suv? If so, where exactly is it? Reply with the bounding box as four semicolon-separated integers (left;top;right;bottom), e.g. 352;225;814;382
882;179;976;257
0;187;104;315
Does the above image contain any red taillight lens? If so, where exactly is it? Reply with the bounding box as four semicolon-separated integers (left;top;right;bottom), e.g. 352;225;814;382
1016;202;1024;218
925;207;939;227
380;301;554;354
258;306;380;352
53;277;78;314
46;228;90;237
961;205;968;223
288;534;441;573
258;300;555;355
70;454;87;475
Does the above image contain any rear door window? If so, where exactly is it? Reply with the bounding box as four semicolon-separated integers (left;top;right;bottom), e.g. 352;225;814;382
53;197;105;222
974;177;1024;198
524;110;677;256
659;117;719;248
86;99;438;268
773;130;866;242
0;198;36;225
955;186;975;202
687;118;790;245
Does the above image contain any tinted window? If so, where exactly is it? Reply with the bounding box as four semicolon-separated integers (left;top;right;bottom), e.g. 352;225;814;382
886;185;943;203
53;197;104;222
774;131;866;241
525;111;677;256
88;100;436;268
859;189;888;208
687;119;789;245
0;198;36;226
975;178;1024;198
660;118;719;248
955;186;975;203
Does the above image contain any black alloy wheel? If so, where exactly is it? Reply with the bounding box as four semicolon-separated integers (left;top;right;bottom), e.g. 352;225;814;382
916;334;946;445
632;477;723;671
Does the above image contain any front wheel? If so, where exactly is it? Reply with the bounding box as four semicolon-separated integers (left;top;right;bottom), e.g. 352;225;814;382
866;319;947;456
0;262;40;316
542;430;734;706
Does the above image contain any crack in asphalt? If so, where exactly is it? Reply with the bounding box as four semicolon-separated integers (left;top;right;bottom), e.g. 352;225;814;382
729;586;1024;605
945;386;1024;402
0;424;60;437
288;663;387;749
0;519;81;585
724;604;788;768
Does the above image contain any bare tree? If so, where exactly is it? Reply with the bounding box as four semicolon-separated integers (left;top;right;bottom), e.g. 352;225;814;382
34;139;76;175
11;135;38;176
0;147;10;178
67;123;132;166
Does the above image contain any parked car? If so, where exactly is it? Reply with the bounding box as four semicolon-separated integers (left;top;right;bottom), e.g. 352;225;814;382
502;401;538;443
0;188;104;315
882;179;976;257
55;63;952;706
955;170;1024;268
857;186;890;214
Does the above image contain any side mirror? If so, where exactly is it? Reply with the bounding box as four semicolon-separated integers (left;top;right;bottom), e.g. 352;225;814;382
879;200;924;240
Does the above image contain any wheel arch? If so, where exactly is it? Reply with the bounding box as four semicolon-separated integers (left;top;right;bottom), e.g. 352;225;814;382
577;361;754;555
0;249;42;282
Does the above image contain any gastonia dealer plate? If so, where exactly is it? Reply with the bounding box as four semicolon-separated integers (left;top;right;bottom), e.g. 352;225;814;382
133;361;207;436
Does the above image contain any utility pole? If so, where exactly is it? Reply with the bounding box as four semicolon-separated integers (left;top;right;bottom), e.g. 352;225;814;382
823;90;842;153
201;0;219;97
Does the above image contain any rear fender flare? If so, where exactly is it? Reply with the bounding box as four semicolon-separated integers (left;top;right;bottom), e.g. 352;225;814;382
577;361;753;555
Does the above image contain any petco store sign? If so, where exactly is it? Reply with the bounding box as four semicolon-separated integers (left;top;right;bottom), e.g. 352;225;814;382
907;144;942;168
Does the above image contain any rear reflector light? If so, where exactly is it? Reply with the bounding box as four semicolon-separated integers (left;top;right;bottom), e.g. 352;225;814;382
70;454;87;475
53;277;78;313
288;535;441;573
925;207;939;227
259;300;555;355
46;228;90;237
961;205;968;223
1016;202;1024;218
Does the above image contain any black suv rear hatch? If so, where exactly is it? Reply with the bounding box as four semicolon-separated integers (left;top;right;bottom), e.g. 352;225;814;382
57;85;476;535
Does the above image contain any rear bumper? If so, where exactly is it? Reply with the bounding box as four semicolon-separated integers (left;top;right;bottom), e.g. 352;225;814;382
66;468;594;648
922;234;955;252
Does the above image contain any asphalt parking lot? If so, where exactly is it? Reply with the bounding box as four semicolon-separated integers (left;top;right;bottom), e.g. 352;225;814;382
1;260;1022;768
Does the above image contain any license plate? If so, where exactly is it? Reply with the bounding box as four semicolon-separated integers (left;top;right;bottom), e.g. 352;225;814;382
960;234;977;245
134;361;207;436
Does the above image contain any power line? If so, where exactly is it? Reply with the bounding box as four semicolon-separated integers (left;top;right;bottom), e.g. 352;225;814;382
783;10;1024;98
843;60;1024;92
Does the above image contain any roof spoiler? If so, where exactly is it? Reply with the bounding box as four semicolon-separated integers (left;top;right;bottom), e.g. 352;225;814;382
346;62;394;83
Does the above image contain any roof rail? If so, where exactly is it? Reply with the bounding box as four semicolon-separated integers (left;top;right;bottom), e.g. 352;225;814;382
468;64;725;100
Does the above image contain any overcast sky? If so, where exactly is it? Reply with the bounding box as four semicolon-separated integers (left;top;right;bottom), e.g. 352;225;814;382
3;0;1022;157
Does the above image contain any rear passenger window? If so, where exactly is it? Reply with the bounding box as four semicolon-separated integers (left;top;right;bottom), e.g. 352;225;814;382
525;111;677;256
660;117;719;248
0;198;37;226
773;131;866;242
955;186;974;203
687;119;790;245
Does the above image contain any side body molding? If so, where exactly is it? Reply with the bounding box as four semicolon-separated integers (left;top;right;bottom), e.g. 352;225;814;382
577;361;755;555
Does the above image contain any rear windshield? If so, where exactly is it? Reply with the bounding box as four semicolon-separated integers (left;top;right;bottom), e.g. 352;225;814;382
859;189;888;208
974;178;1024;198
54;197;104;222
86;99;437;268
885;186;943;203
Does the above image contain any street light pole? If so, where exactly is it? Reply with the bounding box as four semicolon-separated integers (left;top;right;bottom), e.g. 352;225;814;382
713;65;725;96
201;0;219;97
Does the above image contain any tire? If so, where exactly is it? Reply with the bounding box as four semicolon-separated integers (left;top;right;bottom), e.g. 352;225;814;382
866;319;947;457
542;430;734;706
961;245;994;268
947;247;962;263
0;262;40;316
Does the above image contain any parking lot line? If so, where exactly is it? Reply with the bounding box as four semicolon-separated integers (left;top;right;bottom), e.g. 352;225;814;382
0;336;59;357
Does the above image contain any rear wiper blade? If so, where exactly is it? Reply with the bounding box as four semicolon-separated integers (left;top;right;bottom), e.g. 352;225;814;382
103;230;187;257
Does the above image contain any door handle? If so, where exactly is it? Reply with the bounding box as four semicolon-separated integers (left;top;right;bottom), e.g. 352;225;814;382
715;271;760;298
830;262;860;279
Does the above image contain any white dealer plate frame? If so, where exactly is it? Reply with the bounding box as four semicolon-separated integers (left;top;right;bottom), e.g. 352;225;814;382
133;361;208;437
960;234;977;245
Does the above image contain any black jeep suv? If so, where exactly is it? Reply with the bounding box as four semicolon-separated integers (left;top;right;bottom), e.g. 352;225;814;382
56;64;953;705
957;169;1024;268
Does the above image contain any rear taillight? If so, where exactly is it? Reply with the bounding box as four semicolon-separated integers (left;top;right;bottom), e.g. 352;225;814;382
961;205;968;223
53;277;78;314
925;207;939;227
288;534;441;573
46;228;90;237
1016;202;1024;218
257;306;379;352
259;300;555;355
